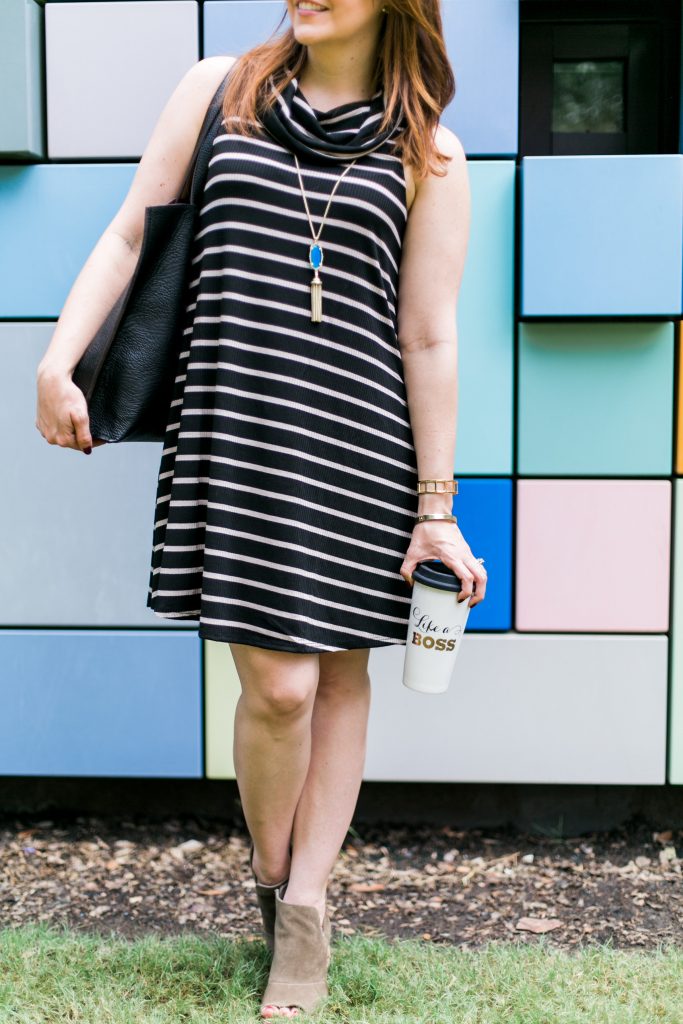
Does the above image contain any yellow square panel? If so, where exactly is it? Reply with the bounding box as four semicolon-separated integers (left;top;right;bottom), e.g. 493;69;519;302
204;639;241;779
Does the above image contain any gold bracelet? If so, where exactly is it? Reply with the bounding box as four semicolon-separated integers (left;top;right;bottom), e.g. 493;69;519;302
415;513;458;524
417;479;458;495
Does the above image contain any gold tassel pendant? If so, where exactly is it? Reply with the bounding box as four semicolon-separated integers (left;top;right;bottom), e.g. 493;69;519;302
310;270;322;322
309;242;324;322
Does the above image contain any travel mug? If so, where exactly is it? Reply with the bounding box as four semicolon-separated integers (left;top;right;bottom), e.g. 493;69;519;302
402;560;473;694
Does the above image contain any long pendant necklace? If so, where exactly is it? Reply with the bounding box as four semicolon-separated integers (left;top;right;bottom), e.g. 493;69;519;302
293;153;359;322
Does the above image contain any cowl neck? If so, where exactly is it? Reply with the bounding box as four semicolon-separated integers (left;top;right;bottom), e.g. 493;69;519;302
259;73;406;165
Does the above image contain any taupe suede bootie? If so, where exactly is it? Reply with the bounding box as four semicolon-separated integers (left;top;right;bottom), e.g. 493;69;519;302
249;840;290;954
260;883;332;1016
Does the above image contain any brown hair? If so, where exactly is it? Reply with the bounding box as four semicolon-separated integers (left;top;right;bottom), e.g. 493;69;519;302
220;0;456;181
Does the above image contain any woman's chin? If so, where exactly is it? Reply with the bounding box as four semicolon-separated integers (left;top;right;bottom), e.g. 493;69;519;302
292;23;334;43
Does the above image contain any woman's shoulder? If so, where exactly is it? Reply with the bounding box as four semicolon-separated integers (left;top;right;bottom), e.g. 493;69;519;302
163;56;239;144
192;54;239;94
403;123;465;214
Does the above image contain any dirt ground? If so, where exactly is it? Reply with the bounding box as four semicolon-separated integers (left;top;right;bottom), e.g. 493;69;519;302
1;815;681;950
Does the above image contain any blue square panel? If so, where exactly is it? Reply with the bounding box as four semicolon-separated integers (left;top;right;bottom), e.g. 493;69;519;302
521;155;683;317
0;631;202;777
205;1;289;55
679;16;683;154
0;164;136;317
446;478;512;630
1;322;190;628
456;161;515;474
0;0;43;157
46;1;199;158
441;0;518;156
518;321;674;475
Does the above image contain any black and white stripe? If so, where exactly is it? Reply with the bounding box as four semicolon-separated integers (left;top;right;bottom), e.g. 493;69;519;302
261;74;406;164
146;92;418;653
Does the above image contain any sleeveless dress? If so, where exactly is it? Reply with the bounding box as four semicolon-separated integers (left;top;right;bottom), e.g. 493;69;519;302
146;74;419;653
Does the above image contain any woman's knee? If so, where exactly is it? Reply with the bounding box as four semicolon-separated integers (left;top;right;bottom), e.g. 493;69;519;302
230;642;319;717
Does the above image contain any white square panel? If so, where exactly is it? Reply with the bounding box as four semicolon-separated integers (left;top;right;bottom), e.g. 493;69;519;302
46;1;199;158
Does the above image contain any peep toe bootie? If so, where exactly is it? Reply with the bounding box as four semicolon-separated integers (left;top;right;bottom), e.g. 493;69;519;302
249;841;290;954
260;883;332;1016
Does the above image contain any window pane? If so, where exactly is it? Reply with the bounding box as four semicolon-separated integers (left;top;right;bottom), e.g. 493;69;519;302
552;60;625;133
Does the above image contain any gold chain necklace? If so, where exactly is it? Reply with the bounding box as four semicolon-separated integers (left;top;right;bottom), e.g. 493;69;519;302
293;153;359;322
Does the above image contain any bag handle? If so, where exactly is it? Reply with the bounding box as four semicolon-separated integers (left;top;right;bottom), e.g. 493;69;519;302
176;65;236;205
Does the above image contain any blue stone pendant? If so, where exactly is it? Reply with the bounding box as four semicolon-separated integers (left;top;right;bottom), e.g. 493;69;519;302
309;242;323;322
309;242;324;270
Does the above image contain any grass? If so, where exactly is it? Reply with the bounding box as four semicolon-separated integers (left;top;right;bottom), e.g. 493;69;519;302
0;923;681;1023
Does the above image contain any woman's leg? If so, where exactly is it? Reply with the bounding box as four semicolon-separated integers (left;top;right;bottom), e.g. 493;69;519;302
232;642;372;1018
262;647;372;1018
231;642;321;887
284;647;371;920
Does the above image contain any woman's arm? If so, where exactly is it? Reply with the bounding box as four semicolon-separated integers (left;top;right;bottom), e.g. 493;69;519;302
397;125;486;606
35;55;236;452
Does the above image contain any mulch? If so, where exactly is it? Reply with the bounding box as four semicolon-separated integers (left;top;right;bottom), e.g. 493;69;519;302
1;816;681;950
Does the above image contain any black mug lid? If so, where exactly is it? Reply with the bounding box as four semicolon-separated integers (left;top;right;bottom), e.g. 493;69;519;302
412;560;463;593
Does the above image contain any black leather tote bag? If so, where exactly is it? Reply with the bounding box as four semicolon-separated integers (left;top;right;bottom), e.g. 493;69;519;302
72;70;232;443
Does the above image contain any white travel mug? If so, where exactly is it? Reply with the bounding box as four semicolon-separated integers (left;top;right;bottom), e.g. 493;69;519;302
402;560;473;694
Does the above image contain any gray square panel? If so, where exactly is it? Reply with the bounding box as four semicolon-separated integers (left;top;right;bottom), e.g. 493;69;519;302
4;322;192;628
367;634;667;784
0;0;44;157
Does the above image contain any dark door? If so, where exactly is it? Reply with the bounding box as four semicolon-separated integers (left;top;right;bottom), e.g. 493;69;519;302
519;0;682;155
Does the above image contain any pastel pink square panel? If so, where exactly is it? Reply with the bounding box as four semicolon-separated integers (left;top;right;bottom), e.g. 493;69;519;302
516;480;671;631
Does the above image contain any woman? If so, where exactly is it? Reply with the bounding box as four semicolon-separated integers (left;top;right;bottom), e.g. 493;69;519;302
36;0;485;1016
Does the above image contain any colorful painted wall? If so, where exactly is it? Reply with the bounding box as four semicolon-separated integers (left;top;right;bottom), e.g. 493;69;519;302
1;0;682;786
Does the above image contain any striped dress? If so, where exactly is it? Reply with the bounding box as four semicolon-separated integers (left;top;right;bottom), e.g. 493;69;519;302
146;75;419;653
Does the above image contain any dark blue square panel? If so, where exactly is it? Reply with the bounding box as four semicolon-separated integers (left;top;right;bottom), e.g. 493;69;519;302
442;477;512;630
0;631;202;777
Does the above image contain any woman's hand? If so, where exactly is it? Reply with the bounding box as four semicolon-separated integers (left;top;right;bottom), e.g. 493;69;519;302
400;520;487;608
35;365;107;454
